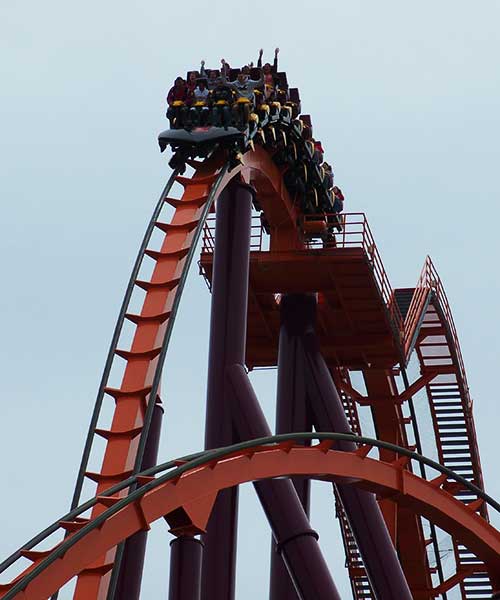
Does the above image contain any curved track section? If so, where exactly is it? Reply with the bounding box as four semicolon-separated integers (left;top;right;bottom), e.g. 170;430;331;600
400;257;490;598
0;434;499;600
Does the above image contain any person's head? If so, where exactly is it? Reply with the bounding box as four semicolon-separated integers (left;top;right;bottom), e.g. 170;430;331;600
197;79;207;90
314;141;324;154
241;65;250;75
276;89;287;103
323;162;332;173
209;70;217;80
237;72;249;84
263;63;272;74
189;71;198;83
174;76;185;87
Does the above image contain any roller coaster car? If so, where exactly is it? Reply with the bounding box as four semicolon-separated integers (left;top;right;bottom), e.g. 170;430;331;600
302;214;328;235
301;212;343;242
158;126;245;153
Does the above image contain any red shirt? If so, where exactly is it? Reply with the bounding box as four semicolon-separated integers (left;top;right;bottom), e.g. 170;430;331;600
167;85;188;105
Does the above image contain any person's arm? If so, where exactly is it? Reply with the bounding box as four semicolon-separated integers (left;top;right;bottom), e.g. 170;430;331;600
272;47;279;73
200;60;207;78
220;59;228;83
257;48;263;69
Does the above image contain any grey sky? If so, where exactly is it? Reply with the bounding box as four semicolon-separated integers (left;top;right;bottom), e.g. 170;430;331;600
1;1;500;597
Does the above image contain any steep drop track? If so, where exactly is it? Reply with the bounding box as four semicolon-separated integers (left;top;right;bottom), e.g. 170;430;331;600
0;127;497;599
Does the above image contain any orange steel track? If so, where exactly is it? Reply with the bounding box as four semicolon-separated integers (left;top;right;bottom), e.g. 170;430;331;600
0;140;496;599
1;441;499;600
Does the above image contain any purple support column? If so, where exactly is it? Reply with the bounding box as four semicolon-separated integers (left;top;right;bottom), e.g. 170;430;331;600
115;400;164;600
201;180;254;600
227;364;342;600
168;537;203;600
270;299;312;600
286;294;412;600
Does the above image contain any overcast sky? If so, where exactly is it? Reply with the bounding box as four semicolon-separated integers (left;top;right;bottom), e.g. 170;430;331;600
1;1;500;598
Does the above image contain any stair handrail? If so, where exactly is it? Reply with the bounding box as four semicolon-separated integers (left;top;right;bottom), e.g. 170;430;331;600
405;257;485;497
403;257;433;356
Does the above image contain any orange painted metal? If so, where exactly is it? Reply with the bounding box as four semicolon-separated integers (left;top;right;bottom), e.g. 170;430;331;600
403;257;490;596
5;446;500;600
1;142;490;599
240;145;302;252
363;369;432;598
196;152;495;596
72;157;233;600
200;223;403;369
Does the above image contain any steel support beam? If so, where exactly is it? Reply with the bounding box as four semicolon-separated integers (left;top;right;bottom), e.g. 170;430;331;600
228;364;341;600
168;537;203;600
115;400;164;600
363;368;432;595
201;180;253;600
287;293;413;600
270;295;312;600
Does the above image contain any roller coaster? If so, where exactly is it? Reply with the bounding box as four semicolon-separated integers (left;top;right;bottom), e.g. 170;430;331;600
0;61;499;600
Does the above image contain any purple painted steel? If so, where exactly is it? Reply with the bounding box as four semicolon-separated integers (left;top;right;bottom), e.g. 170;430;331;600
289;293;412;600
201;180;254;600
115;400;164;600
228;364;342;600
168;537;203;600
270;298;313;600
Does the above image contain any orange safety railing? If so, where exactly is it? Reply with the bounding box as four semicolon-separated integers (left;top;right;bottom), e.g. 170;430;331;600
202;214;265;253
202;212;404;336
404;256;470;401
404;259;485;502
304;213;403;333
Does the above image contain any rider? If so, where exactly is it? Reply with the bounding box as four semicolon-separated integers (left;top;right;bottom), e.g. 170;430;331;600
166;77;189;128
186;70;199;95
323;162;334;189
257;47;279;100
221;59;264;129
200;60;219;90
188;78;210;126
210;77;234;129
332;186;345;213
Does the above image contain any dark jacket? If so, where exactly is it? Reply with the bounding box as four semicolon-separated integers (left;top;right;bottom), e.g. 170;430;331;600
210;84;234;105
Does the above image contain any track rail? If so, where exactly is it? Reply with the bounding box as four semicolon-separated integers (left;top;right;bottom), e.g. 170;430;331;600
1;433;499;600
66;154;234;598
